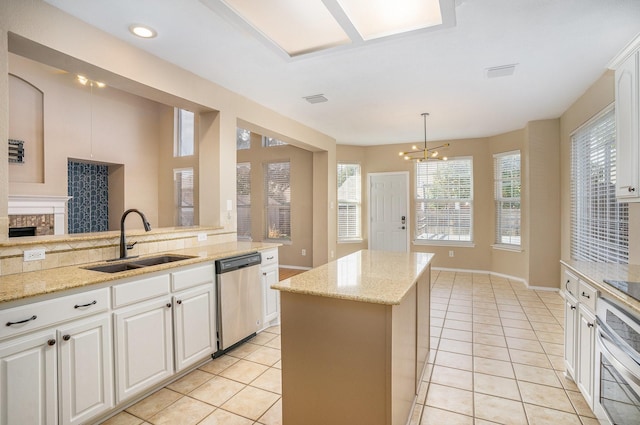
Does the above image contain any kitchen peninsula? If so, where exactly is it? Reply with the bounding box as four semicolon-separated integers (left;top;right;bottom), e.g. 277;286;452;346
272;249;433;425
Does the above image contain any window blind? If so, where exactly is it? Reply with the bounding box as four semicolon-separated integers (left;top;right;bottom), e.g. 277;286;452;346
415;158;473;242
174;168;194;226
571;106;628;264
494;151;521;246
337;163;361;240
236;162;251;240
264;161;291;240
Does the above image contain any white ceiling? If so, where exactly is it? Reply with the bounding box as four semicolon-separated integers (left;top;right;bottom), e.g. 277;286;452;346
43;0;640;145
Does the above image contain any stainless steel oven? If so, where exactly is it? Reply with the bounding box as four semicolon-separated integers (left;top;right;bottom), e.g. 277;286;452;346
595;297;640;425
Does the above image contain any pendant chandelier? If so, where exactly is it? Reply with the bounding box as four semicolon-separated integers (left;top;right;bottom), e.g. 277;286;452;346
399;113;449;162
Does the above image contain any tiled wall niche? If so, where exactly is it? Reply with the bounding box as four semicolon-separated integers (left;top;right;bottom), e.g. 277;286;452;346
67;160;109;233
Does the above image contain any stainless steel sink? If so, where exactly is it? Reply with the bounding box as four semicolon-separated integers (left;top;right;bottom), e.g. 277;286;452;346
84;254;196;273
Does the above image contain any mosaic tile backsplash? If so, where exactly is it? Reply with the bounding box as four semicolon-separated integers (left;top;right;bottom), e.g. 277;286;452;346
68;160;109;234
8;214;54;236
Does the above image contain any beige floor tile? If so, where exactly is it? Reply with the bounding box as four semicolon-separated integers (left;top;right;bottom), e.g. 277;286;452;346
473;323;504;336
221;386;280;421
252;332;278;346
473;333;507;348
474;393;527;425
473;315;502;326
473;343;510;362
499;311;528;321
509;349;552;369
473;307;500;317
518;381;575;413
425;383;474;416
445;319;474;331
449;299;472;307
500;318;533;330
257;398;282;425
432;309;447;318
447;311;473;322
555;371;580;392
535;330;564;344
199;356;240;375
166;369;214;394
503;327;538;340
148;396;214;425
439;338;473;355
431;317;445;327
474;373;521;400
420;406;473;425
547;354;565;371
506;337;544;353
264;325;280;334
264;336;281;349
524;403;582;425
449;304;473;313
100;411;144;425
441;328;473;342
435;351;473;371
200;408;254;425
473;418;502;425
541;341;564;357
579;416;602;425
226;343;262;359
430;365;473;391
512;363;561;388
272;360;282;369
244;346;281;366
126;389;182;420
530;321;563;333
189;376;245;406
250;368;282;394
219;359;269;384
497;304;524;313
474;302;498;310
473;357;514;379
566;390;595;418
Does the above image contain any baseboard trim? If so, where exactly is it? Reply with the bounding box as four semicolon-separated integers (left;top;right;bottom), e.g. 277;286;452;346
279;265;313;271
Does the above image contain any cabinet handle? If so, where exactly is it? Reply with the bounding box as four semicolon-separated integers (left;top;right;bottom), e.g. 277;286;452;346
63;335;71;341
6;315;37;327
570;305;576;310
47;339;56;346
587;322;594;328
176;300;182;305
266;256;274;260
74;300;97;309
630;187;636;193
166;303;172;308
263;272;267;276
581;292;590;299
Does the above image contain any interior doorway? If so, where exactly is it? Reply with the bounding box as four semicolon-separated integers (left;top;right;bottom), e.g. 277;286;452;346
368;172;410;252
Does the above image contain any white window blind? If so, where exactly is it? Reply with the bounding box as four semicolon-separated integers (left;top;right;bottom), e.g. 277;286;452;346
175;109;194;157
494;151;521;246
415;158;473;243
264;161;291;241
337;163;361;241
571;106;628;263
262;136;287;147
174;168;194;226
237;128;251;150
236;162;251;240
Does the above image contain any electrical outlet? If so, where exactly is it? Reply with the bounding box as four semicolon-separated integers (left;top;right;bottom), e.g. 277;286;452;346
301;249;306;256
24;248;45;262
197;233;207;242
449;250;454;257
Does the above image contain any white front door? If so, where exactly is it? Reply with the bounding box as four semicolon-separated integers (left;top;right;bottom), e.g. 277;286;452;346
368;172;409;252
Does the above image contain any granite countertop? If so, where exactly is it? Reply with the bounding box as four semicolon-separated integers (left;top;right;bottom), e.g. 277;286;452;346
0;241;279;305
561;259;640;314
272;249;434;305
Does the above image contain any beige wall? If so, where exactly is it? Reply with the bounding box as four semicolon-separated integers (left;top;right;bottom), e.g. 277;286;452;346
237;133;314;268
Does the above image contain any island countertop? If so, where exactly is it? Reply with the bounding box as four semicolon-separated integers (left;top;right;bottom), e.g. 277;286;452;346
272;249;434;305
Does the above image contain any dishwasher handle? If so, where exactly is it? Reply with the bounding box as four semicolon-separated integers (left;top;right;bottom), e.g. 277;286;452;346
216;252;262;274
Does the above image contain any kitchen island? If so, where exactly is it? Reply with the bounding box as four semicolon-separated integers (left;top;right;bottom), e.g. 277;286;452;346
272;249;433;425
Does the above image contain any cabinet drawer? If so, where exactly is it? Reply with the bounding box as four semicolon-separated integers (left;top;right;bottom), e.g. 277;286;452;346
0;287;109;340
261;249;279;267
563;270;579;298
171;264;214;292
578;280;597;313
112;274;170;308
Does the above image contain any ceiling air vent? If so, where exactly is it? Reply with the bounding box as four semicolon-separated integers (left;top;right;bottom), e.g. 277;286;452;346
303;94;328;104
486;64;517;79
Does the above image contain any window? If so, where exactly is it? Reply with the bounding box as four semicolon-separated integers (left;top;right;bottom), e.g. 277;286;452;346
236;162;251;240
262;136;287;147
571;106;628;263
174;168;194;226
494;151;521;246
337;163;362;241
264;161;291;240
174;109;194;157
415;158;473;243
237;128;251;150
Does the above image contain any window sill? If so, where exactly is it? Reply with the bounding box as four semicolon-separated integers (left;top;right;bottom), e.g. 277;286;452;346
492;244;523;252
412;240;475;248
338;238;364;244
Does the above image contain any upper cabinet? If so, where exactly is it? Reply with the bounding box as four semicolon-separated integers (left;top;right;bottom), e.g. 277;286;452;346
611;35;640;201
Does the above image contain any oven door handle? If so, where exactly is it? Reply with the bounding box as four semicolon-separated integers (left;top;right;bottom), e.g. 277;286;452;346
597;328;640;387
596;317;640;366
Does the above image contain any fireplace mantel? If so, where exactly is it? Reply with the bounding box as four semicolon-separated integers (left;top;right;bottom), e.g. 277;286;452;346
8;195;71;235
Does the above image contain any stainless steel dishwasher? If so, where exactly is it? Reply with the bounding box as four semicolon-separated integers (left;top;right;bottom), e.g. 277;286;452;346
214;252;262;356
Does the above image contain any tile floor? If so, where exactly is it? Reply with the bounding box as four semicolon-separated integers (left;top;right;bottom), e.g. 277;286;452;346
101;270;599;425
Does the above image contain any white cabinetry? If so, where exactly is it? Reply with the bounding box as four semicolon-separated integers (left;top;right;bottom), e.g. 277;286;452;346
260;248;280;329
576;304;596;406
173;285;216;371
611;35;640;200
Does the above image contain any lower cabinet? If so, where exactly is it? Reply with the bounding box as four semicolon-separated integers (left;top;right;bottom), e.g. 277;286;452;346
173;285;216;372
260;248;280;329
576;304;596;406
563;292;578;379
114;297;174;403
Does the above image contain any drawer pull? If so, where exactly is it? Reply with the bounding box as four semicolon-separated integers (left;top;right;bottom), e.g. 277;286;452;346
6;315;37;327
47;339;56;346
587;322;594;328
166;303;172;308
266;256;274;260
63;335;71;341
176;300;182;305
581;292;591;299
74;300;97;309
630;187;636;193
570;305;576;310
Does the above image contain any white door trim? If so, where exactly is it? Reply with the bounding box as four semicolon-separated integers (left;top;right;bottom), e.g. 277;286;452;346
367;171;410;252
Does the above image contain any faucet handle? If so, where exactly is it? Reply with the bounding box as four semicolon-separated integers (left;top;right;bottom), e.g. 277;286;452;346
126;241;137;250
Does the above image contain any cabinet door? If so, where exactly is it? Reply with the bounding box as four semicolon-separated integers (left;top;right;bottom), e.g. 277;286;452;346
173;285;216;371
114;297;174;403
58;315;114;425
563;294;578;379
0;330;57;425
615;51;640;199
261;265;280;327
577;306;595;407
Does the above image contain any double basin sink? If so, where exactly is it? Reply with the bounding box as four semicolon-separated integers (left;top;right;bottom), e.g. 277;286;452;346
84;254;196;273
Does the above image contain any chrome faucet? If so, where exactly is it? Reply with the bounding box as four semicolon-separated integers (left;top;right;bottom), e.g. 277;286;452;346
119;209;152;259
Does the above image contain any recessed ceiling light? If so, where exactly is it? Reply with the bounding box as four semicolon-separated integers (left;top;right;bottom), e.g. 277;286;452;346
303;94;328;104
486;64;518;78
129;24;157;39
